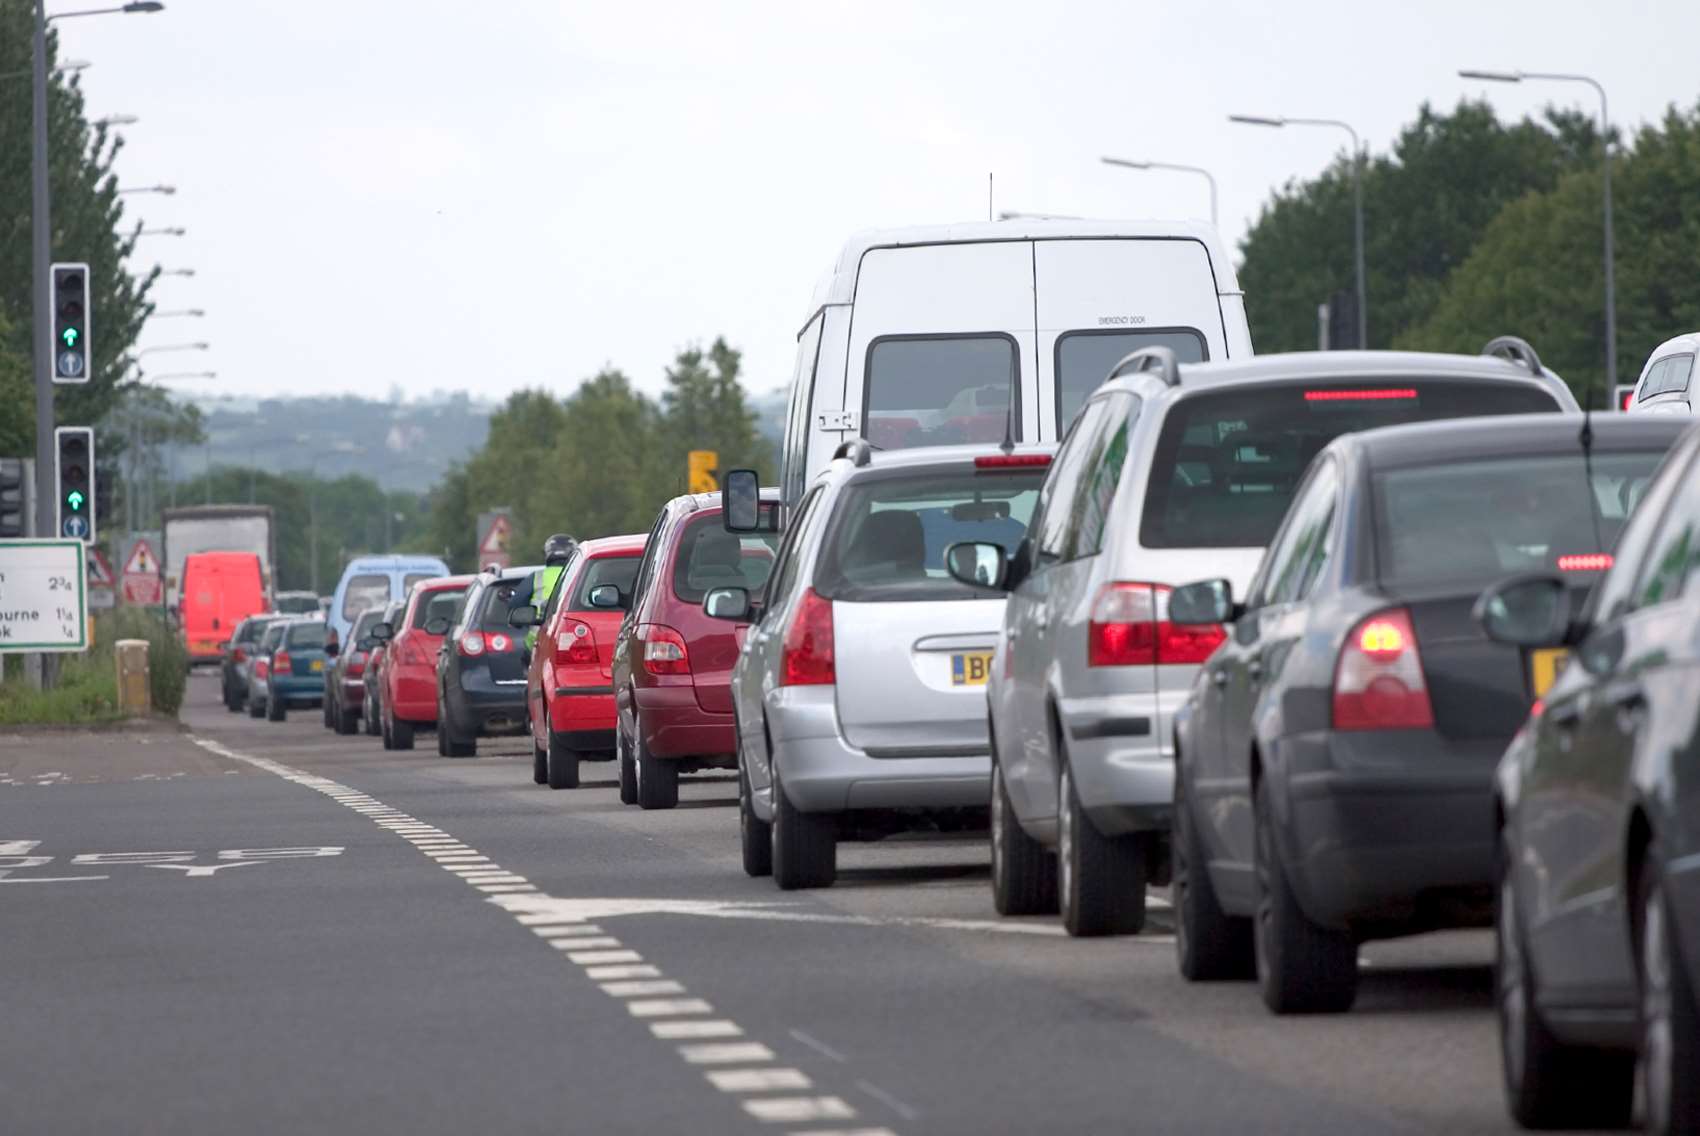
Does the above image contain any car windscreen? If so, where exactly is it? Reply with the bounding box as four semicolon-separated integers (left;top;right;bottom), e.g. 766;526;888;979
402;572;436;593
1374;450;1666;586
671;514;781;604
236;618;271;643
1057;329;1206;427
341;574;389;621
350;610;383;647
412;586;468;629
571;554;642;612
276;593;319;614
815;468;1045;602
476;576;532;631
1139;380;1562;549
864;336;1016;451
285;622;325;648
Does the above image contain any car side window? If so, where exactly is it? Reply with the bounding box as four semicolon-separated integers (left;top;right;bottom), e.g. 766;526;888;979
1630;453;1700;610
1071;394;1139;559
629;512;671;615
1033;398;1109;562
1592;443;1698;621
1663;354;1695;396
1257;458;1339;607
764;487;825;619
1638;359;1670;400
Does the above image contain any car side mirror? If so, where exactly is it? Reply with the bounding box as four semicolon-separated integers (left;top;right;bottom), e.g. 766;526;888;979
1170;579;1240;626
324;632;340;658
507;604;540;628
1473;574;1575;647
588;584;624;610
943;541;1009;590
723;469;761;532
703;586;752;621
369;621;394;642
424;617;451;636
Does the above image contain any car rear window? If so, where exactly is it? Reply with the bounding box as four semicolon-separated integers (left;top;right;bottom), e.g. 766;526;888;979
1374;450;1665;585
403;572;436;592
412;585;468;629
286;622;325;648
571;554;642;612
236;618;271;643
1057;329;1206;428
350;610;382;646
1139;380;1562;549
671;515;781;604
815;468;1045;602
261;623;287;650
341;574;389;621
864;335;1017;451
475;577;532;631
276;593;320;614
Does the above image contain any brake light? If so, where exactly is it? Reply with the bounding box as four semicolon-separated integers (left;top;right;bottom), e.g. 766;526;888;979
489;632;513;653
1303;388;1417;402
1621;391;1635;411
348;651;366;676
254;658;269;678
233;646;247;664
639;625;690;676
1557;553;1612;572
781;588;835;686
459;632;486;657
1333;608;1433;730
975;453;1053;468
555;620;598;667
1087;583;1226;667
273;650;292;673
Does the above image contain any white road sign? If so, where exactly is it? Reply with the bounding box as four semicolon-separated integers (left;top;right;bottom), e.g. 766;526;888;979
0;540;88;652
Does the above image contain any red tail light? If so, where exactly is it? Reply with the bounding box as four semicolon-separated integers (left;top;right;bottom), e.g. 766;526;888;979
781;588;835;686
488;632;513;653
254;658;270;678
1333;608;1433;730
1303;388;1417;402
555;620;599;667
273;650;292;673
1557;553;1612;572
233;646;247;663
975;453;1053;468
348;651;367;677
459;632;486;657
638;624;690;676
1087;583;1226;667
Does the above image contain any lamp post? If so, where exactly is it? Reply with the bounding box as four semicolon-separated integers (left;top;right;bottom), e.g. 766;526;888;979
149;371;216;381
156;267;195;277
94;113;138;127
1460;68;1615;396
135;226;185;237
1101;156;1219;228
136;342;209;357
1230;113;1368;349
117;184;175;195
147;309;204;319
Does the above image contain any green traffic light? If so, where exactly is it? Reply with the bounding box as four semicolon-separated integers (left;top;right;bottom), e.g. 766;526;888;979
66;490;85;511
61;327;78;347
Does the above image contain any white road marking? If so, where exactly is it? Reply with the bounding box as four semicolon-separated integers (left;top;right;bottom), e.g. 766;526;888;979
532;925;606;937
476;884;537;893
0;841;42;855
855;1081;918;1121
0;874;109;884
567;949;643;965
626;998;715;1018
147;860;265;877
741;1096;857;1123
679;1042;776;1065
651;1020;744;1040
707;1068;813;1092
789;1029;848;1064
601;979;687;996
552;937;624;951
586;964;662;980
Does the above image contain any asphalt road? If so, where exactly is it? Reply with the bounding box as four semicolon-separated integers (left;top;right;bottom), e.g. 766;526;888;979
0;674;1534;1135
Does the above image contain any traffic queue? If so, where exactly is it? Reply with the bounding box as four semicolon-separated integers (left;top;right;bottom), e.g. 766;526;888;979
214;220;1700;1133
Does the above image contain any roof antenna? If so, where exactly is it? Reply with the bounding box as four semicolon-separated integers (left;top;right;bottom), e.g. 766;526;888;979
999;405;1015;455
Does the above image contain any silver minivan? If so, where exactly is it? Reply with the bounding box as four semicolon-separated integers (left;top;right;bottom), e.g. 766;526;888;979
709;441;1053;889
950;339;1579;937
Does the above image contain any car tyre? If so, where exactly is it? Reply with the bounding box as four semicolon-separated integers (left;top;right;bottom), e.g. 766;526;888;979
991;757;1057;916
323;695;334;729
1639;849;1699;1136
772;769;834;890
616;723;638;805
267;694;287;722
1057;759;1146;937
739;765;773;878
1174;771;1255;981
1254;778;1356;1014
391;714;415;751
225;683;242;712
532;735;549;785
248;695;265;719
634;723;678;810
364;692;382;737
547;729;580;789
381;710;395;751
335;702;359;736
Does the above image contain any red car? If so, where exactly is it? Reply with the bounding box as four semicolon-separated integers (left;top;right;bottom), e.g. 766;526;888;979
375;574;473;751
525;533;647;789
611;490;780;809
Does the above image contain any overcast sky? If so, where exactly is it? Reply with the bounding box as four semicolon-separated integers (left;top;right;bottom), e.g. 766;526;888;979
61;0;1700;404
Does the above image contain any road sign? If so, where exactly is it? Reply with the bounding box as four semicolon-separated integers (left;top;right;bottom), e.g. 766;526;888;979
86;548;116;611
120;537;162;605
688;450;719;494
50;262;91;385
477;510;512;571
0;540;88;651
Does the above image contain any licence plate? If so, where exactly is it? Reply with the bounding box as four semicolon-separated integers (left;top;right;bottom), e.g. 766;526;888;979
1529;647;1569;698
310;659;324;672
951;651;994;687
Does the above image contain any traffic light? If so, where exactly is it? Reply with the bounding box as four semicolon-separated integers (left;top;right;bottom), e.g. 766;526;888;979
50;262;91;384
55;427;94;543
0;459;24;539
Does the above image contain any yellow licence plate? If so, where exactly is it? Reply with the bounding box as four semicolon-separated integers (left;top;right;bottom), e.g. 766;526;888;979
951;651;994;687
1529;647;1569;698
310;659;324;672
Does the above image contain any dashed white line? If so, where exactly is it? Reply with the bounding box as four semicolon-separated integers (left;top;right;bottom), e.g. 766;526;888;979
552;937;624;951
586;963;662;980
626;998;715;1018
706;1068;813;1092
855;1080;919;1122
790;1029;849;1063
679;1042;776;1065
651;1020;744;1040
741;1096;857;1123
601;980;686;997
568;949;644;965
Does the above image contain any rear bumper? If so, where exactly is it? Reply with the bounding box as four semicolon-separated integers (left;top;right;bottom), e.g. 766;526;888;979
447;675;528;736
337;676;366;710
550;685;617;734
1055;685;1176;836
633;683;734;760
272;674;323;704
389;666;437;721
763;686;988;815
1276;728;1501;932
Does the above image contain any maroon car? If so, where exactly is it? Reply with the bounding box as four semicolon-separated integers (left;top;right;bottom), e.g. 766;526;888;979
611;489;781;809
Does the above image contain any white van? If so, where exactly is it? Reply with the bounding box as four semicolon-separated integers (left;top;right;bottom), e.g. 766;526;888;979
1625;332;1699;416
778;219;1254;504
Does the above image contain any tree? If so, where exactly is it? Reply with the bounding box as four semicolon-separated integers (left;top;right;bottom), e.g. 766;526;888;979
660;338;775;491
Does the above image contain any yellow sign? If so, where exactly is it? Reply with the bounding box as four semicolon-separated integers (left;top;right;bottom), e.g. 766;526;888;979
1530;647;1570;699
688;450;719;494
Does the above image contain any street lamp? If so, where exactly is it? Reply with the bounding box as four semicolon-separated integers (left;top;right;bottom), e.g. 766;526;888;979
148;308;204;319
135;227;186;237
95;114;138;127
50;3;165;19
1101;156;1219;228
1460;68;1616;395
1230;113;1368;350
117;184;175;195
136;341;209;357
157;267;195;277
150;371;216;380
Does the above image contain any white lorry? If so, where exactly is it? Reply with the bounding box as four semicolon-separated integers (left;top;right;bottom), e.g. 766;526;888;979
161;505;277;614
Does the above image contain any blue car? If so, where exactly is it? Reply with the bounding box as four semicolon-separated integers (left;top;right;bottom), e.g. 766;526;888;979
261;618;331;723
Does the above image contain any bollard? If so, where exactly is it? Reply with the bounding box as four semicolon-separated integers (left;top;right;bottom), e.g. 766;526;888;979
114;639;152;717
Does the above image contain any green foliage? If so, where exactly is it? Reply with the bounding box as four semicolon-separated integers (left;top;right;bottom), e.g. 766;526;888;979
102;606;187;715
0;607;187;724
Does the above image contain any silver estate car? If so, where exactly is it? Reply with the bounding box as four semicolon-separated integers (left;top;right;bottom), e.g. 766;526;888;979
952;339;1579;937
709;440;1054;889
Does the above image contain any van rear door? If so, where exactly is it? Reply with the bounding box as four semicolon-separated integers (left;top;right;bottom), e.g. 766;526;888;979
1034;239;1226;436
846;242;1036;450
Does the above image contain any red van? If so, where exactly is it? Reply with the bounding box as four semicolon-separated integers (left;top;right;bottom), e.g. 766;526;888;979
180;551;268;665
611;491;780;809
525;532;647;789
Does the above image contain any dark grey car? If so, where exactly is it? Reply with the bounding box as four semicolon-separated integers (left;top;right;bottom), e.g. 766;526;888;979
1170;414;1685;1016
1479;420;1700;1132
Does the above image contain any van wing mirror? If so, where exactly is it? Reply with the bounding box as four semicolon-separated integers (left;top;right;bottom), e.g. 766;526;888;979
944;542;1009;591
369;621;394;642
723;469;762;532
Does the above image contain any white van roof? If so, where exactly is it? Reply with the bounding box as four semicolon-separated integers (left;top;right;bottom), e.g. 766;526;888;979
805;219;1242;328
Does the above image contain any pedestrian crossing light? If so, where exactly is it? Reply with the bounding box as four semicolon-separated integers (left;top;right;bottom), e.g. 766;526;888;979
50;262;91;384
55;426;95;543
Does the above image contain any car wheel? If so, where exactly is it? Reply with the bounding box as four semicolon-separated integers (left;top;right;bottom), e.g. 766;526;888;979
364;693;381;737
335;702;358;736
991;757;1057;916
391;715;415;751
267;695;287;722
323;695;333;729
1639;850;1699;1135
381;710;394;751
1254;778;1356;1014
1057;759;1146;937
616;724;638;805
248;695;265;719
771;768;834;890
1496;834;1633;1127
532;735;548;785
634;723;678;810
1174;771;1254;981
739;765;772;878
225;684;242;713
547;729;580;789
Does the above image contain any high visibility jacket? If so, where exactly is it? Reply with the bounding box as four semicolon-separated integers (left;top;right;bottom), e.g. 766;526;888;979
527;563;565;648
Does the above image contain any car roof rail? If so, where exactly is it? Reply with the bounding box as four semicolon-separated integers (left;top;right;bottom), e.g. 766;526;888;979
831;438;875;467
1482;335;1544;377
1107;345;1181;388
